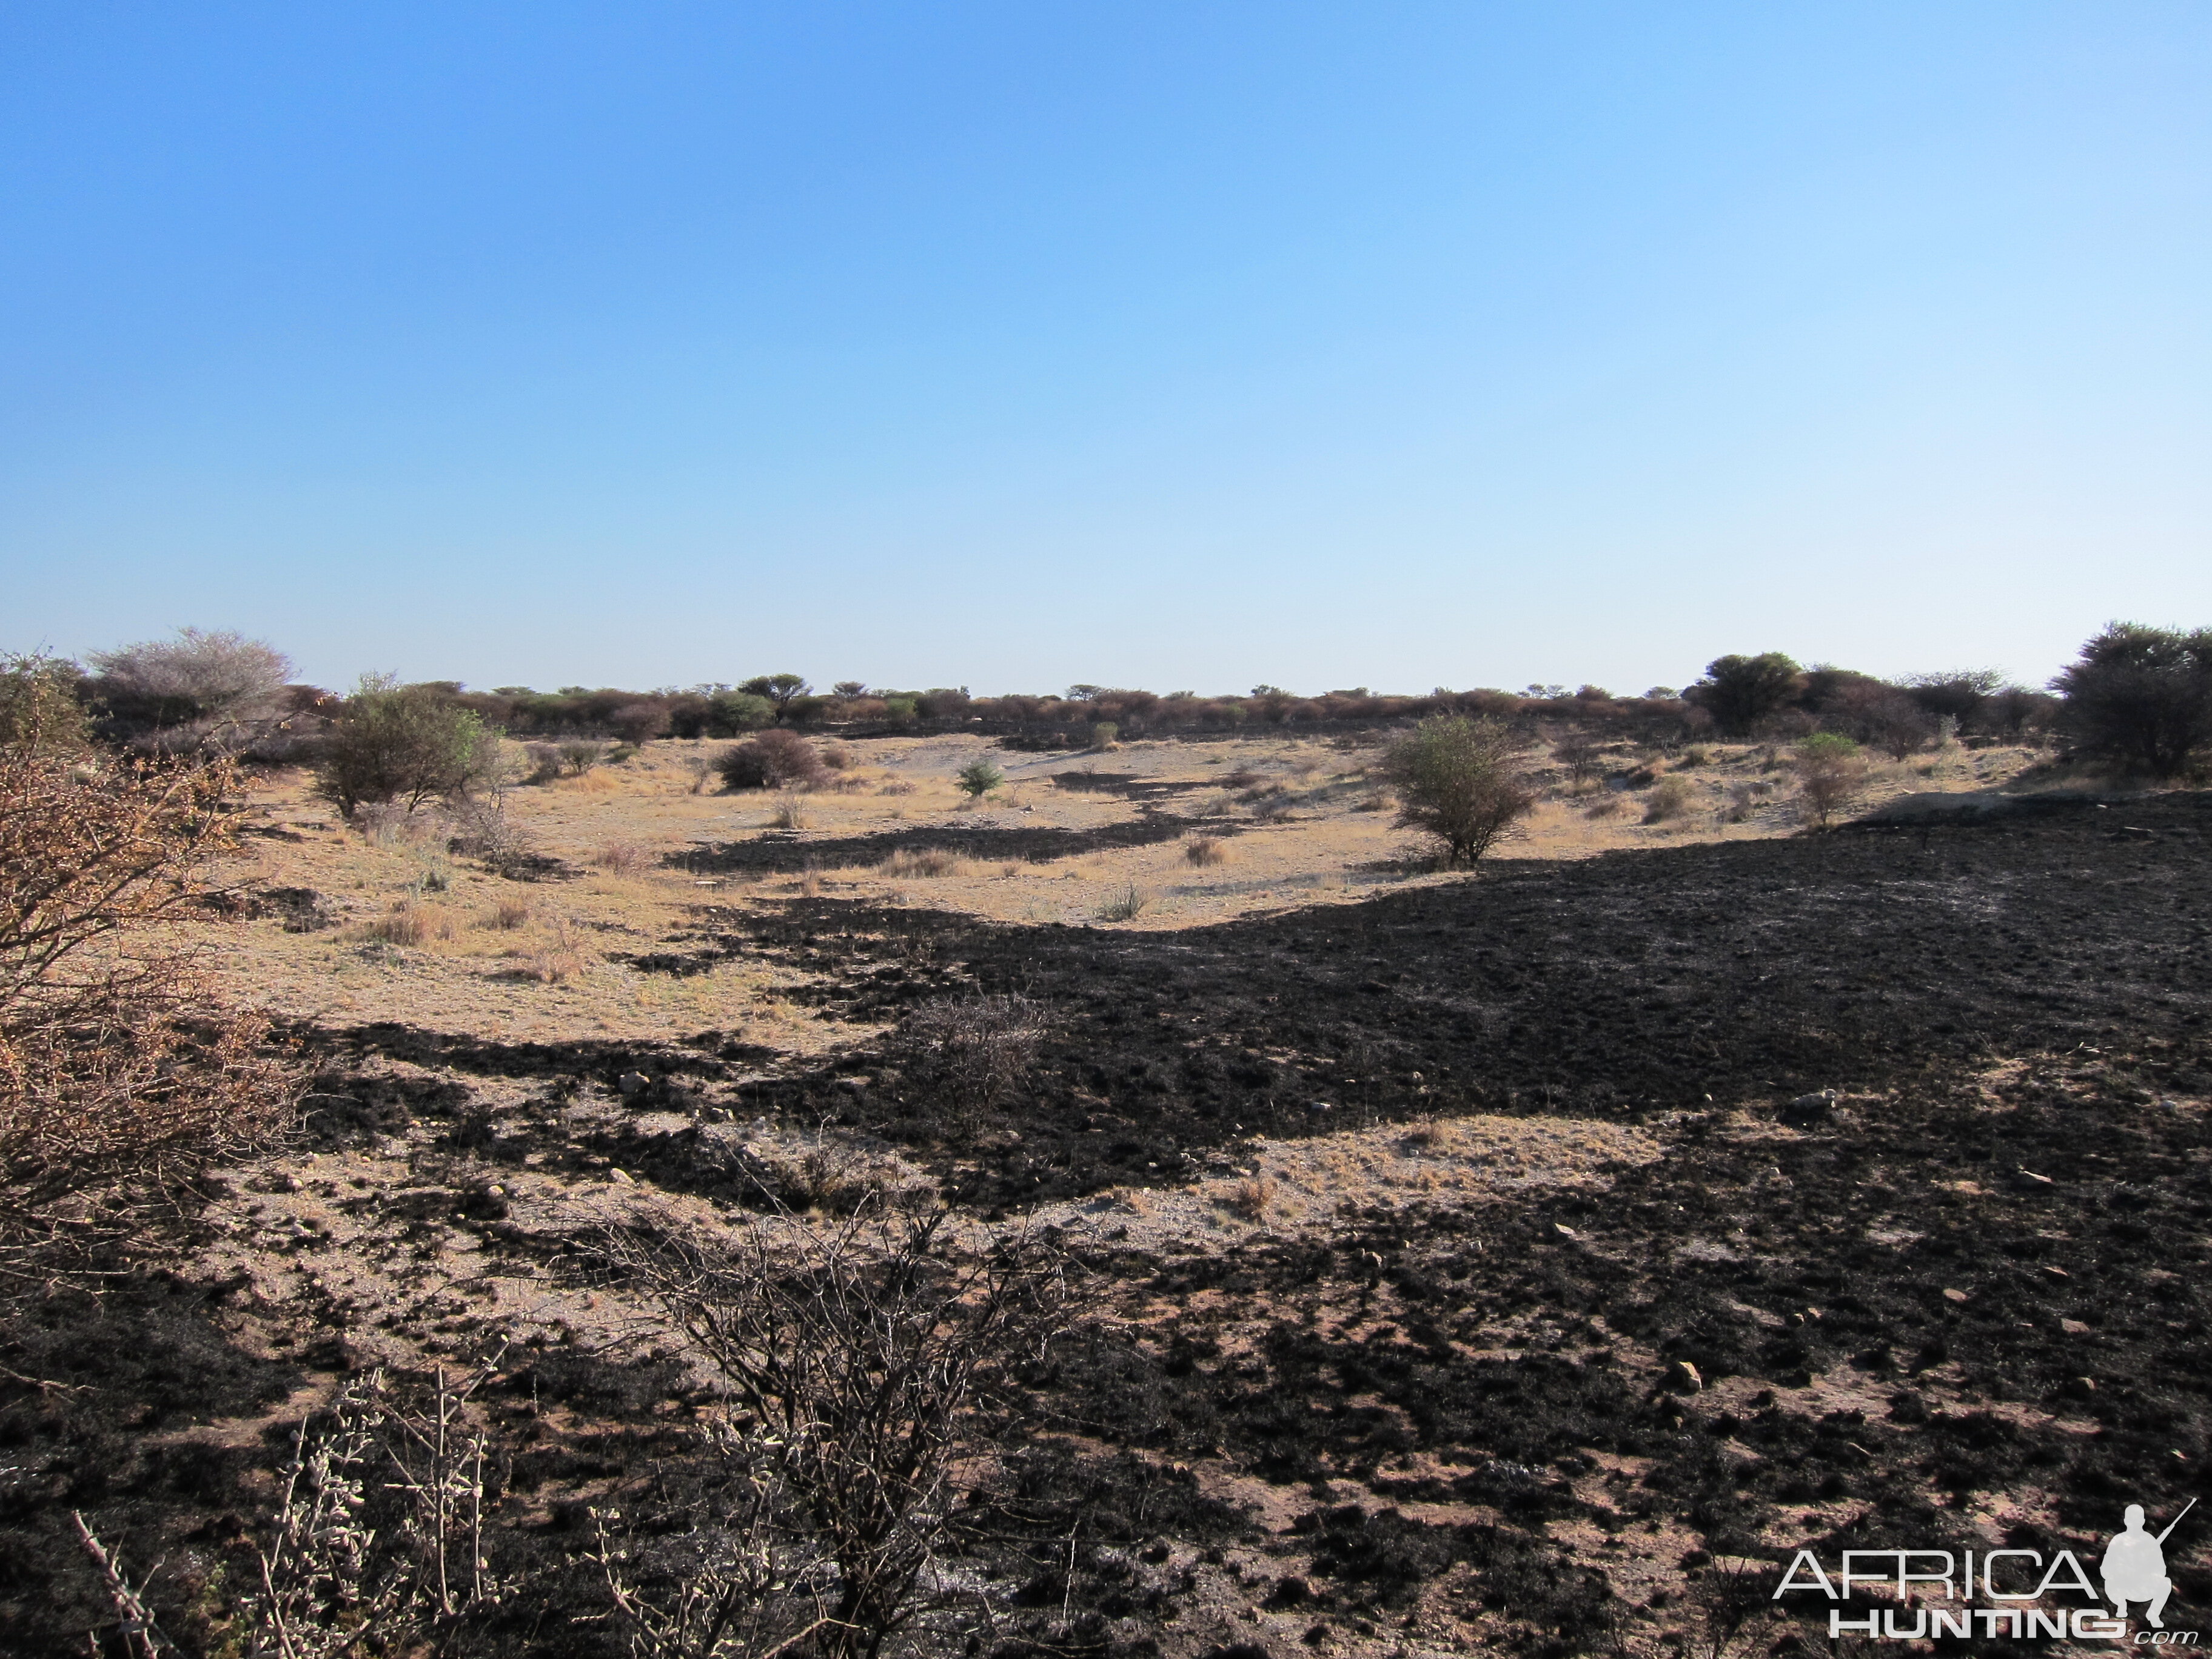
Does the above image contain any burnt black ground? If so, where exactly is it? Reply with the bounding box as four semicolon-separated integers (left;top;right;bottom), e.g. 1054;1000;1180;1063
706;791;2212;1208
8;791;2211;1655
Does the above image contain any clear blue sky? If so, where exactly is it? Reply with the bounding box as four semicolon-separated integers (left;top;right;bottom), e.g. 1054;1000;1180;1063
4;3;2207;696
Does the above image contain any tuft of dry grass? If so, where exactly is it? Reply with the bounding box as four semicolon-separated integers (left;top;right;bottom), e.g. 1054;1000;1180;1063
1226;1176;1277;1219
768;791;811;830
879;846;964;879
1643;776;1695;824
363;901;459;945
482;897;534;930
876;779;916;796
1096;883;1150;922
519;919;587;983
1182;834;1227;867
1583;792;1625;819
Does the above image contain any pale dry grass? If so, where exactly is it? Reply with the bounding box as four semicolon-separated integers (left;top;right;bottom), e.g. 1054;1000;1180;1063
195;733;2053;1044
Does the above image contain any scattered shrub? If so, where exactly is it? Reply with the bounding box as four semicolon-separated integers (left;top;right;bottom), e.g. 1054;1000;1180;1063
557;740;605;776
717;729;828;791
592;841;649;874
1642;776;1694;823
1227;1176;1278;1219
768;791;811;830
957;757;1005;797
483;897;533;930
519;920;587;983
1381;716;1535;866
1583;792;1624;819
313;675;502;817
598;1213;1069;1659
1184;834;1227;866
1795;731;1870;827
444;794;539;877
1552;735;1601;787
817;740;853;770
1088;722;1119;750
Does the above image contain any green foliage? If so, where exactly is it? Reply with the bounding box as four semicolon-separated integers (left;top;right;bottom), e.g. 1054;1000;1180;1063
2054;622;2212;779
312;675;501;817
1794;731;1869;826
1088;722;1119;750
1382;715;1535;867
0;654;91;758
1692;652;1803;736
740;673;811;720
706;689;776;736
956;758;1005;798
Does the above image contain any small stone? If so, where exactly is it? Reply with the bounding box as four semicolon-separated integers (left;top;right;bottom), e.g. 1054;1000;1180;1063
618;1071;651;1096
608;1168;634;1185
1670;1359;1704;1392
1942;1287;1970;1303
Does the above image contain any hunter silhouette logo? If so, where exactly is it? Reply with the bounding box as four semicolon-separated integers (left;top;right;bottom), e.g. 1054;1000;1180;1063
1774;1499;2199;1643
2107;1500;2194;1628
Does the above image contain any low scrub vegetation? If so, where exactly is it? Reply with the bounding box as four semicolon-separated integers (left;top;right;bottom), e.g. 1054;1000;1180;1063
717;729;828;791
0;655;296;1239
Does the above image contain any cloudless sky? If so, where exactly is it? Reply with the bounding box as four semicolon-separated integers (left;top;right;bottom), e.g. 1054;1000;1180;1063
3;3;2208;696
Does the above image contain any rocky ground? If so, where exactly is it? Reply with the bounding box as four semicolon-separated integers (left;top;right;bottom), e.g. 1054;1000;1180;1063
4;788;2209;1656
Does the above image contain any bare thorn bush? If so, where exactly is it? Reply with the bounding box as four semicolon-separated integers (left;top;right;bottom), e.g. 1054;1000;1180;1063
595;1212;1072;1659
896;994;1047;1120
1;677;297;1231
593;840;650;875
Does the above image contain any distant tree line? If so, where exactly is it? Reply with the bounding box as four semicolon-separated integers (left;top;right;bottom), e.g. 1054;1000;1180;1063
25;620;2212;814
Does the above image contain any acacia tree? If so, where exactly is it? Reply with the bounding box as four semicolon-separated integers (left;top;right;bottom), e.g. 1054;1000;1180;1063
2053;623;2212;779
87;627;293;749
1691;653;1802;736
741;674;812;722
1382;715;1535;867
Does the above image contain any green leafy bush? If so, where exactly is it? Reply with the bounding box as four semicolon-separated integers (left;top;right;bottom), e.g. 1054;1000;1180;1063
1381;716;1535;866
312;676;501;817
